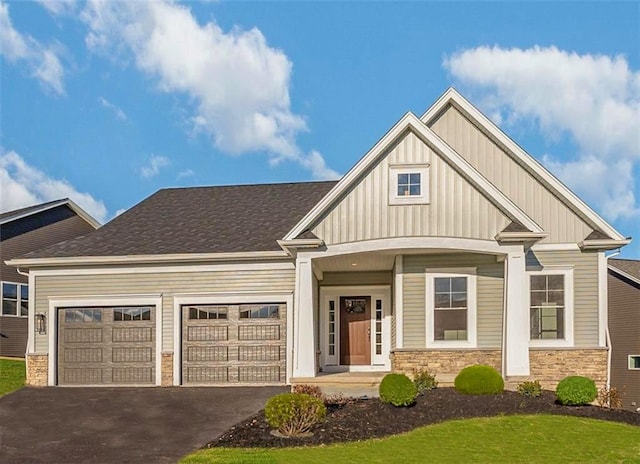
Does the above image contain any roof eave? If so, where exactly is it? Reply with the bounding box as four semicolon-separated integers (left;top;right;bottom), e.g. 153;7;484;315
607;264;640;286
578;238;632;251
494;232;549;244
0;198;101;229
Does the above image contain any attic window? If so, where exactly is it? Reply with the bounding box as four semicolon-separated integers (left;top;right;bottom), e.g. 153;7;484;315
389;165;430;205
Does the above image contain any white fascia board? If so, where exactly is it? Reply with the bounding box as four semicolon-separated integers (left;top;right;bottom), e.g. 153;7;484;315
579;239;632;251
420;88;626;241
7;250;290;268
285;111;542;240
608;264;640;286
495;232;549;243
0;198;101;229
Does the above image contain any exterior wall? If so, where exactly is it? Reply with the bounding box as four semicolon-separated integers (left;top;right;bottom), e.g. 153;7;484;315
311;130;511;245
608;271;640;411
402;253;504;349
392;349;501;377
320;271;392;287
33;266;295;354
0;317;27;357
429;105;593;244
526;249;599;346
529;348;607;390
26;353;48;386
161;353;174;387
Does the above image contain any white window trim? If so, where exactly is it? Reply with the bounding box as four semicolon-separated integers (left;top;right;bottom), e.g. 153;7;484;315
629;355;640;370
388;164;430;205
425;269;477;349
1;281;28;318
527;268;574;348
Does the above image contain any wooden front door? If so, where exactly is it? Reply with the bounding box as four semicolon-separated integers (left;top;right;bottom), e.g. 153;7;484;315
340;296;371;365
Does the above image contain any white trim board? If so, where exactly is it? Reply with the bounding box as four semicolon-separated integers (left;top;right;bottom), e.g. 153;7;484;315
0;198;101;229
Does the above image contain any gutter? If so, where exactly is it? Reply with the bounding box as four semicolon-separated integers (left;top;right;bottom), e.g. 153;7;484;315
579;238;632;251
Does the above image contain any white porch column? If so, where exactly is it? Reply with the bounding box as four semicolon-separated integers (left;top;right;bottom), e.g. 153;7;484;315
292;257;317;378
504;250;530;376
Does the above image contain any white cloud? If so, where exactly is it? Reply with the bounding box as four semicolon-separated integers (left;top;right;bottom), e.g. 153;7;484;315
140;155;170;178
98;96;127;121
0;1;65;95
0;151;107;223
36;0;77;16
80;0;337;180
444;45;640;220
177;169;195;179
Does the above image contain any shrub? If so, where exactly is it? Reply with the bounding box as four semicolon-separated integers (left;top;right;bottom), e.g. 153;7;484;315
323;393;355;408
292;384;323;399
517;380;543;398
597;386;623;409
264;393;326;437
454;365;504;395
556;376;598;406
379;373;417;407
413;368;438;394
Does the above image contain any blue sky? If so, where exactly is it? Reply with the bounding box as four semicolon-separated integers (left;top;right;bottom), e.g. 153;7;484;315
1;1;639;258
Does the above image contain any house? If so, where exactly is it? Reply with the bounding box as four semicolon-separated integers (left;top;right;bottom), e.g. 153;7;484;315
607;259;640;411
8;88;631;390
1;199;99;358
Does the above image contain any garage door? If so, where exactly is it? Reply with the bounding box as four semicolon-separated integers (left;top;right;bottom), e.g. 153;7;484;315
57;306;156;385
182;303;286;385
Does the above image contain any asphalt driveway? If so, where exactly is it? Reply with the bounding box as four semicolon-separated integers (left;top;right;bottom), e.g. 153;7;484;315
0;386;286;464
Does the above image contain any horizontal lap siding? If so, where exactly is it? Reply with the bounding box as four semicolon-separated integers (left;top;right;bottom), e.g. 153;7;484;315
34;268;295;353
526;250;599;346
402;254;504;348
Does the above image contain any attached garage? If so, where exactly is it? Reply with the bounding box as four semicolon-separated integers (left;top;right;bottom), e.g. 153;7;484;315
57;306;156;386
181;303;286;385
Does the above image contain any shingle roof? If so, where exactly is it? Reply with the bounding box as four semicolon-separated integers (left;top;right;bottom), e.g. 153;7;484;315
501;221;531;233
609;258;640;281
0;199;68;223
24;181;337;258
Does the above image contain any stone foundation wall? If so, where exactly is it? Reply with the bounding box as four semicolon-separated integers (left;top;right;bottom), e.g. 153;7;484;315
529;348;607;390
161;353;174;386
391;349;502;378
26;354;48;386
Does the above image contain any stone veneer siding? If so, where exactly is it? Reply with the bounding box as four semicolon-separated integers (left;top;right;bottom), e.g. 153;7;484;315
529;348;608;390
26;354;48;386
391;349;502;376
161;353;174;387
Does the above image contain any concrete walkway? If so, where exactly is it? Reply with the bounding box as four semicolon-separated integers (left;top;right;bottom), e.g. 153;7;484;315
0;386;285;463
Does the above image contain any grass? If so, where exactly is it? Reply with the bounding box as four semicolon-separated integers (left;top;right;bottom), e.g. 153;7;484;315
0;358;26;396
180;415;640;464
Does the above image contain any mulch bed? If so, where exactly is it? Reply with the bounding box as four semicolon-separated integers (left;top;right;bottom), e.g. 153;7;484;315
207;388;639;449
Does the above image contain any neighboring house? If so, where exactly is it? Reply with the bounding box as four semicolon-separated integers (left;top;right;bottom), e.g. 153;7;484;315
1;199;99;358
8;88;631;390
607;259;640;411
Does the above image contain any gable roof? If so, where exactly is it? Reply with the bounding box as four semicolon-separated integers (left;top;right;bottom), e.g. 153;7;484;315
15;182;336;262
284;111;544;241
421;88;626;241
0;198;101;229
609;258;640;285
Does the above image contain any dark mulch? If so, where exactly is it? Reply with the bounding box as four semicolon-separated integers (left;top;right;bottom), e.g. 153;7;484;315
208;388;639;449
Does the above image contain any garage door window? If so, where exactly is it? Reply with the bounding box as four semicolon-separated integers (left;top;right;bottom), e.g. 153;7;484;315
114;307;151;321
239;304;279;319
188;306;228;320
64;308;102;322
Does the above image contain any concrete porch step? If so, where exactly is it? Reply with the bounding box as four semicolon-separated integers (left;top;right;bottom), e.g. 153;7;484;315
291;372;388;398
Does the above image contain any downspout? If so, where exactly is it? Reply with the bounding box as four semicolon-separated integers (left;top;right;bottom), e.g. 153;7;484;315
604;250;620;390
16;268;30;359
501;257;508;378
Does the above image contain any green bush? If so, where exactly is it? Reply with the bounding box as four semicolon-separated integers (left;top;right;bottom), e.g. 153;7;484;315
454;365;504;395
379;373;417;407
264;393;326;436
413;368;438;394
556;376;597;406
517;380;543;398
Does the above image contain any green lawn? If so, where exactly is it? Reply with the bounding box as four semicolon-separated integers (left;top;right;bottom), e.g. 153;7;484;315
0;358;26;396
181;415;640;464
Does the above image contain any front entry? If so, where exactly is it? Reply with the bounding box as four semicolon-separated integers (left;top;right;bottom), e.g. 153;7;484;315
339;296;371;365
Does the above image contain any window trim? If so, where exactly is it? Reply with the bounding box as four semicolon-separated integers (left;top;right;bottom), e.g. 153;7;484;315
425;268;477;348
388;164;430;205
629;355;640;370
527;268;574;348
1;281;28;318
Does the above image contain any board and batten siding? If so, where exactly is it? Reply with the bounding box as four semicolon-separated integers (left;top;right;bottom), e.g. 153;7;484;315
429;106;593;244
34;268;295;353
311;130;512;245
402;253;504;349
526;249;599;346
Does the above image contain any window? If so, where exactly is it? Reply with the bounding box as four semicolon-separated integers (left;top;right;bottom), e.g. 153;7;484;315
425;270;477;347
389;165;430;205
629;356;640;370
527;269;573;347
2;282;28;317
64;308;102;323
239;304;279;319
113;307;151;321
187;305;228;320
